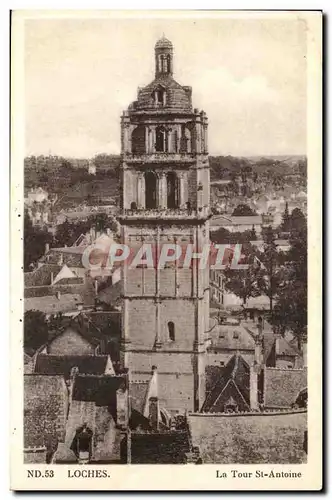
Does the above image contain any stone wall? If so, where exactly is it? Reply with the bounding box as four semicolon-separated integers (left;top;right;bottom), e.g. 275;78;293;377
189;410;307;464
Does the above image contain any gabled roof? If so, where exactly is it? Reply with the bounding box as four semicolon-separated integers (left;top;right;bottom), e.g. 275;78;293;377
275;336;299;357
34;354;109;377
24;294;83;314
72;374;126;417
202;354;250;412
208;322;255;351
47;311;120;348
97;280;122;306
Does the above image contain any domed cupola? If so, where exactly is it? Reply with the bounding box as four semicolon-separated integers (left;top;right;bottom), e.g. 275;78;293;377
155;35;173;77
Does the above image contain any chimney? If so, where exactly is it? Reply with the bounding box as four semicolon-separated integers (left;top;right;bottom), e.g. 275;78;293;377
67;366;79;406
116;385;129;430
45;242;50;254
149;397;159;431
56;291;61;300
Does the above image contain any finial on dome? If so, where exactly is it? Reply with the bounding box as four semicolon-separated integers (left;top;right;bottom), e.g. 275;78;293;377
155;34;173;51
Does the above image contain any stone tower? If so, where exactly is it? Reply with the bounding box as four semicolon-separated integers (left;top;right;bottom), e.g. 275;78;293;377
119;36;210;413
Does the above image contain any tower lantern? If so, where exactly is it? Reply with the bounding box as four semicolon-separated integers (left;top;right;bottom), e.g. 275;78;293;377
155;35;173;77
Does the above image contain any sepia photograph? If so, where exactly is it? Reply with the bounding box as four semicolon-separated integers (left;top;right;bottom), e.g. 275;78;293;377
10;9;322;490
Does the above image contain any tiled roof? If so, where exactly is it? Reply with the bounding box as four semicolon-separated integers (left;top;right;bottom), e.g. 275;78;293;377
72;374;126;420
202;355;250;412
24;374;68;450
208;322;255;351
131;431;191;464
275;336;299;357
24;264;62;287
25;294;83;314
264;367;307;408
134;75;192;112
34;354;109;377
47;312;120;351
189;410;307;464
155;35;173;50
97;281;122;306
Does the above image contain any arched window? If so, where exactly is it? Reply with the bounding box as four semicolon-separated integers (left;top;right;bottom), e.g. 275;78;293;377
166;171;179;209
156;126;167;153
130;201;137;210
154;87;166;106
180;125;191;153
158;55;163;72
131;125;146;154
166;54;171;73
168;321;175;341
145;171;157;209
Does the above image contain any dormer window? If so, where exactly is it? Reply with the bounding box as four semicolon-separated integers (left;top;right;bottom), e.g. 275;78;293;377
233;331;239;339
154;87;166;106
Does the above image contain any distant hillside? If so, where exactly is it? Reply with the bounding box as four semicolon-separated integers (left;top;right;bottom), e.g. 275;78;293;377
24;153;306;208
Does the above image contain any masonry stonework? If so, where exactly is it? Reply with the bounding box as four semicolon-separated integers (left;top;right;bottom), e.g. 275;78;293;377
119;36;210;413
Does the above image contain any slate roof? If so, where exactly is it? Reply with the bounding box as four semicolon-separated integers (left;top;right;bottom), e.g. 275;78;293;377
24;264;62;287
24;374;68;450
34;354;109;378
72;374;126;421
46;312;120;351
155;35;173;49
202;354;250;412
263;367;307;408
25;294;83;314
131;431;191;464
265;335;300;366
208;322;255;351
97;280;122;307
134;74;192;112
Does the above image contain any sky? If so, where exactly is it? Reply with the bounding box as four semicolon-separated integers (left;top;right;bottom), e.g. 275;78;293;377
24;14;307;158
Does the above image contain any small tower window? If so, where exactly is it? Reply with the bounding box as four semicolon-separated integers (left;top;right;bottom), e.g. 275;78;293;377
166;171;179;209
156;126;167;152
144;171;157;209
168;321;175;341
166;54;171;73
154;88;166;106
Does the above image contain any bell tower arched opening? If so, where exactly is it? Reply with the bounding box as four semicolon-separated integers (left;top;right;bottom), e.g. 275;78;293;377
145;171;157;209
131;125;146;154
166;171;179;209
156;126;167;153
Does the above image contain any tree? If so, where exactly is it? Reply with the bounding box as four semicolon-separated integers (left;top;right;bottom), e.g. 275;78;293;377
223;244;262;308
232;204;258;216
24;310;49;351
270;212;307;346
223;263;262;308
256;225;281;315
24;211;53;271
